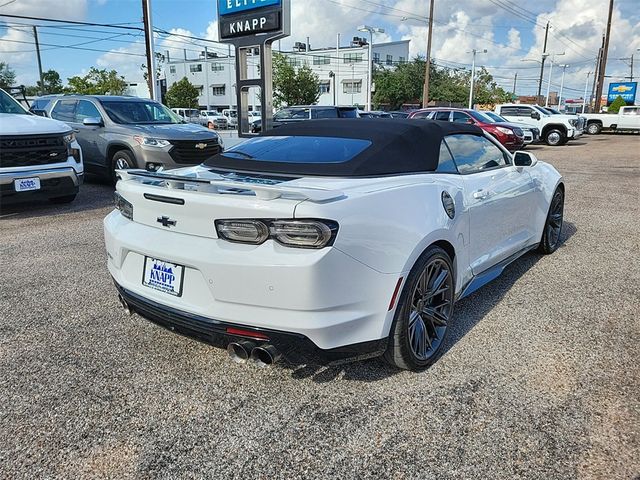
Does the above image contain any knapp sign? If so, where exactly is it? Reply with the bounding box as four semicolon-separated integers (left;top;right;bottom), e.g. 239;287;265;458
607;82;637;106
218;0;283;40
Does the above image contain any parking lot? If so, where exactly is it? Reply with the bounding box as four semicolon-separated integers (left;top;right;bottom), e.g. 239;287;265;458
0;134;638;479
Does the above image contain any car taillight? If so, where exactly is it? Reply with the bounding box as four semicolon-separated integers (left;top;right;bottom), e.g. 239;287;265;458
114;191;133;220
215;219;338;249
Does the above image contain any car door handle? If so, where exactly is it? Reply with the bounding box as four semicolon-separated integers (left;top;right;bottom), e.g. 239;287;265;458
473;189;490;200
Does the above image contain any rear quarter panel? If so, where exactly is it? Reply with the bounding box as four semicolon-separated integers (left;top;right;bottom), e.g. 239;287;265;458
293;175;472;293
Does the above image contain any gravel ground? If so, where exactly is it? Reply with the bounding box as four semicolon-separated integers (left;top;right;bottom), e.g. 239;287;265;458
1;134;638;479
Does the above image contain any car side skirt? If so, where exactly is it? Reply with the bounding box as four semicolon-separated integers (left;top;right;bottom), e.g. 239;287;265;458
456;244;538;301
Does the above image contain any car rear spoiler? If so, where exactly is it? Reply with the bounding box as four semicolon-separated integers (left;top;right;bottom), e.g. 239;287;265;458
116;169;345;202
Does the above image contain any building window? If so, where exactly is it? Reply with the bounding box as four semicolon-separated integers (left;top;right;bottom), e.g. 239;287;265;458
319;81;330;94
211;63;224;72
190;64;203;73
386;54;393;66
288;57;302;67
373;52;380;63
398;57;406;64
343;80;362;94
343;53;363;64
212;85;226;96
313;55;330;65
169;65;176;74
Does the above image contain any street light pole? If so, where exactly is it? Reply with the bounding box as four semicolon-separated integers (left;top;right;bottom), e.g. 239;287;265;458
545;52;565;107
423;0;434;107
558;64;569;110
358;25;385;112
582;71;592;114
468;49;487;109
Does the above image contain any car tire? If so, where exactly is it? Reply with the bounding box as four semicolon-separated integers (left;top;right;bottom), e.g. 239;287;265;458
111;149;136;184
49;194;77;204
545;129;566;146
384;246;455;371
587;122;601;135
538;186;564;254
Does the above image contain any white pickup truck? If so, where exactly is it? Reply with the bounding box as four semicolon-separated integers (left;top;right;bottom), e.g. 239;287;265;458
0;88;83;204
582;106;640;134
495;103;585;146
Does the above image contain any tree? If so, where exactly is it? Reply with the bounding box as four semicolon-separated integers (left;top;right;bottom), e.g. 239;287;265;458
26;69;64;96
0;62;16;89
373;57;511;109
608;95;626;113
165;77;200;108
272;53;320;108
65;67;127;95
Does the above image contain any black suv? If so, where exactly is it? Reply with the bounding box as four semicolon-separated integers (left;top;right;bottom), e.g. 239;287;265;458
251;105;359;133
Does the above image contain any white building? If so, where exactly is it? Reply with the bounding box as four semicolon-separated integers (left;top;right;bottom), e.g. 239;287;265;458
162;38;410;111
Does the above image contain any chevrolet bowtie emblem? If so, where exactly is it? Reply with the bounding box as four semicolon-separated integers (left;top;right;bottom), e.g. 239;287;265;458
157;216;177;227
195;143;207;149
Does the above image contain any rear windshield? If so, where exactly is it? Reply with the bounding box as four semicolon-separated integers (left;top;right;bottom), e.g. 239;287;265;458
338;108;359;118
222;136;372;164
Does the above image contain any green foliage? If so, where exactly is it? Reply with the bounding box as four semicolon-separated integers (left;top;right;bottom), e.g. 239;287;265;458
0;62;16;89
607;95;626;113
65;67;127;95
373;57;511;109
272;53;320;108
165;77;200;108
26;70;65;96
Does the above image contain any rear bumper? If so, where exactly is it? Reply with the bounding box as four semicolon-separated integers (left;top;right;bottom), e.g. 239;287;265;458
104;211;399;353
115;282;387;365
0;165;82;200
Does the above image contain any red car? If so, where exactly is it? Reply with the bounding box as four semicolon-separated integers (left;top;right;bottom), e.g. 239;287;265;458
408;108;525;152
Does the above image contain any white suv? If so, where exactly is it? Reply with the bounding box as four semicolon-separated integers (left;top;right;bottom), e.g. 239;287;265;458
0;89;83;204
495;104;584;146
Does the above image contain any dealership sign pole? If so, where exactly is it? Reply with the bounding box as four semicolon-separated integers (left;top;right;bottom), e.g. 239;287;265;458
217;0;291;137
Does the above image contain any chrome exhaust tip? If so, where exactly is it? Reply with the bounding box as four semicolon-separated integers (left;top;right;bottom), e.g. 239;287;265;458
118;294;132;315
227;341;256;363
250;345;281;367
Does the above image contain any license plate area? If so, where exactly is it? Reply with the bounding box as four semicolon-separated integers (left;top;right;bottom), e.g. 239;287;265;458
15;177;41;192
142;257;184;297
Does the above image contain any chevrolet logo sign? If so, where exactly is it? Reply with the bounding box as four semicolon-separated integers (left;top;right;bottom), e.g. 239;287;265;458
195;143;208;150
612;85;632;93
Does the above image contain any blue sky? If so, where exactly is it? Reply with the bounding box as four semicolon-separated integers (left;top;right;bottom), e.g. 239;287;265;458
1;0;639;99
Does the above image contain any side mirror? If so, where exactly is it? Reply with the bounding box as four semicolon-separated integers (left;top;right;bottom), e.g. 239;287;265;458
31;109;48;117
466;118;474;124
514;151;538;167
531;111;541;120
83;117;103;127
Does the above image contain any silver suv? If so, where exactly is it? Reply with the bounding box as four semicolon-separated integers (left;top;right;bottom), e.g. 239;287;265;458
42;95;224;181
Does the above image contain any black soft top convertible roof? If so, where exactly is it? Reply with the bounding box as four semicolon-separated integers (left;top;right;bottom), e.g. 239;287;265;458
204;119;483;177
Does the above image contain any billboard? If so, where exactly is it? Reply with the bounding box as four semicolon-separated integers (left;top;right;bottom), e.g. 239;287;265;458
607;82;637;105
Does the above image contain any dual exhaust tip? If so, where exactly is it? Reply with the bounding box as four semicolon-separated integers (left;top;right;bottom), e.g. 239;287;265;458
118;296;278;366
227;341;280;367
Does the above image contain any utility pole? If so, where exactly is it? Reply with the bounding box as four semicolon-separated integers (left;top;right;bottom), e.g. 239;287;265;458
582;72;592;114
204;46;211;111
591;35;604;113
537;21;549;101
423;0;435;107
32;26;44;95
594;0;614;112
142;0;159;101
512;72;518;95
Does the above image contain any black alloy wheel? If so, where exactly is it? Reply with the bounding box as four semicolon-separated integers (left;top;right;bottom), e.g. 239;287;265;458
539;186;565;254
385;246;455;370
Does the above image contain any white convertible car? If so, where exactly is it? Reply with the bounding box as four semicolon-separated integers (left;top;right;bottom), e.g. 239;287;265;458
104;119;564;371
